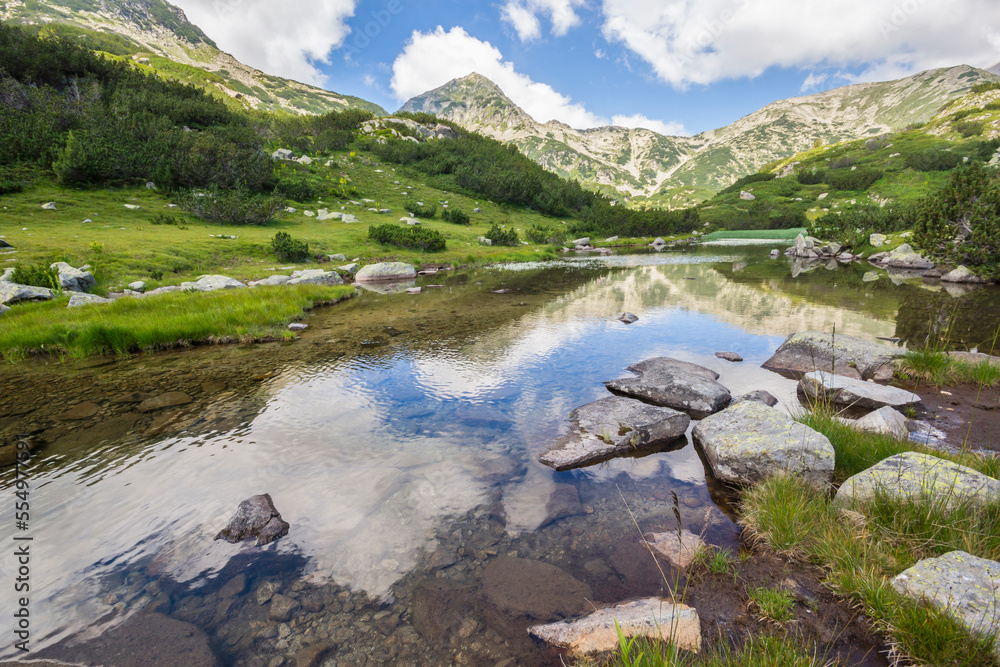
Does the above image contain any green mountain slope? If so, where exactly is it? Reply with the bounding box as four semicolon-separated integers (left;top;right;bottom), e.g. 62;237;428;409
1;0;385;116
402;68;1000;208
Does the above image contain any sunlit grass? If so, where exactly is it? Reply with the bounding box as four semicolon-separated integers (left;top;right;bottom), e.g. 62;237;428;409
576;632;833;667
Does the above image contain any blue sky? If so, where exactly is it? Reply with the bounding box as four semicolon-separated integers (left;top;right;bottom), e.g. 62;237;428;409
173;0;1000;136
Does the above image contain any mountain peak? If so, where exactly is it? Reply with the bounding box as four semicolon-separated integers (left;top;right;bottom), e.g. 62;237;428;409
989;60;1000;76
399;72;535;137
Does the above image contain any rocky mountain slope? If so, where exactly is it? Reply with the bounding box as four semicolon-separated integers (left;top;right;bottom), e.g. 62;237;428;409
989;60;1000;76
1;0;385;116
402;68;1000;207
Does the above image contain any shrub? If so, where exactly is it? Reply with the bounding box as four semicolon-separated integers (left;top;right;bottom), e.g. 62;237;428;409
811;203;915;247
271;231;309;262
485;223;519;246
11;263;60;290
829;156;856;170
718;172;775;196
274;173;318;202
441;207;469;225
906;148;962;172
368;223;446;251
178;186;285;225
972;82;1000;94
797;169;826;185
405;200;437;218
824;167;883;191
524;223;566;245
976;138;1000;161
954;120;985;138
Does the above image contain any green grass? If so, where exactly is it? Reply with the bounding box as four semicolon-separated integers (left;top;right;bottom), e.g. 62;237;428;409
896;349;1000;387
700;228;806;241
577;632;832;667
747;587;796;625
0;283;353;359
741;475;1000;666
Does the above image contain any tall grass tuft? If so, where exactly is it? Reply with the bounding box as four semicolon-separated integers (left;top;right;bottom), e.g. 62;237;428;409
577;632;832;667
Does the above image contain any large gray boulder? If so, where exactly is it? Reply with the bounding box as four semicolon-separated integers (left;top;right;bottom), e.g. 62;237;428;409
50;261;96;292
67;293;112;308
941;265;987;284
891;551;1000;658
528;598;701;657
355;262;417;282
762;331;902;380
215;493;289;546
337;263;360;276
0;282;54;305
272;148;293;160
880;243;935;270
0;267;14;281
538;396;690;471
286;269;344;286
248;274;291;287
798;371;921;410
604;357;731;419
693;401;834;487
180;275;246;292
834;452;1000;509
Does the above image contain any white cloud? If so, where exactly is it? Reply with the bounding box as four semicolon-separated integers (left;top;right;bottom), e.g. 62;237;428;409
170;0;356;86
501;0;587;42
800;72;828;92
594;48;607;59
600;0;1000;89
611;113;687;137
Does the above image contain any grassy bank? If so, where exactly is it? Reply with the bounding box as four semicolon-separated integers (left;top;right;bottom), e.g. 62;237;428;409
896;348;1000;387
580;633;831;667
0;283;353;360
700;228;806;241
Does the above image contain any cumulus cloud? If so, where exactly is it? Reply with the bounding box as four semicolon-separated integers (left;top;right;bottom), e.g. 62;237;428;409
611;113;688;137
170;0;356;86
800;72;828;92
600;0;1000;89
501;0;587;42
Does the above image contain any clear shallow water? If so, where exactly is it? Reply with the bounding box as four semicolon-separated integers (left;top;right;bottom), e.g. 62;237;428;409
1;246;997;664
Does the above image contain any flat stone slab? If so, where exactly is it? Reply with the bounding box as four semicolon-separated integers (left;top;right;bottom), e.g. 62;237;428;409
835;451;1000;509
538;396;690;471
763;331;902;380
355;262;417;282
693;401;834;487
528;597;701;656
892;551;1000;657
180;275;246;292
248;274;291;287
138;392;193;413
286;269;344;286
645;530;706;569
0;282;54;305
67;293;112;308
604;357;731;419
948;351;1000;367
799;371;920;410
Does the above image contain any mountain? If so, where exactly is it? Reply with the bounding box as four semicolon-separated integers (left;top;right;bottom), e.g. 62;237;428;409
1;0;385;116
401;68;1000;207
989;60;1000;76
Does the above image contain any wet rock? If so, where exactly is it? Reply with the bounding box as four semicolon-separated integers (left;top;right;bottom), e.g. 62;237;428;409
68;293;112;308
201;381;226;394
879;243;934;270
288;323;308;331
842;405;908;438
301;596;324;613
215;493;290;546
180;275;246;292
138;392;193;412
58;401;100;420
891;551;1000;658
480;557;593;620
543;483;585;527
295;641;336;667
256;581;280;605
714;351;743;362
835;452;1000;510
798;371;920;410
538;396;689;471
604;357;731;419
355;262;417;282
528;597;701;656
618;312;639;324
287;269;344;286
730;390;778;407
693;401;834;487
941;265;987;284
219;574;246;599
762;331;902;381
0;282;54;305
862;271;881;282
412;581;476;641
645;530;706;569
268;594;300;622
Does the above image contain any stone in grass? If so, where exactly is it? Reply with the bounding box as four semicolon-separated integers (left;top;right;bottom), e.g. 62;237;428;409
892;551;1000;658
287;269;343;286
0;304;9;316
842;405;908;439
834;451;1000;510
529;597;701;657
693;401;834;488
215;493;289;546
0;282;54;305
67;293;112;308
538;396;690;471
248;274;291;287
180;275;246;292
288;323;308;331
798;371;920;410
715;351;743;362
644;530;706;569
762;331;902;381
604;357;731;420
618;312;638;324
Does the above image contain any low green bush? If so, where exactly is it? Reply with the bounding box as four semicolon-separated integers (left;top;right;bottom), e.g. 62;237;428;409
955;120;985;138
368;223;446;251
796;169;825;185
274;173;319;202
441;207;469;225
485;223;519;246
905;148;962;172
824;167;883;191
718;172;775;196
271;231;309;262
11;263;60;290
405;200;437;218
178;186;285;225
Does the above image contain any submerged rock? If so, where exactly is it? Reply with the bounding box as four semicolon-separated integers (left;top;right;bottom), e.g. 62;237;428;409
891;551;1000;658
645;530;706;569
538;396;689;471
138;392;192;413
693;401;834;487
762;331;902;380
355;262;417;282
215;493;289;546
834;451;1000;510
798;371;921;410
528;597;701;656
480;557;592;620
604;357;731;419
879;243;934;270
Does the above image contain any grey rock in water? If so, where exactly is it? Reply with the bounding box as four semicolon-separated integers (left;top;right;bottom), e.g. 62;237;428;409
798;371;920;410
480;557;592;620
288;322;308;331
538;396;689;471
835;451;1000;509
50;261;96;292
618;312;639;324
248;274;291;287
215;493;289;546
880;243;935;270
645;530;706;569
651;237;666;247
843;405;908;438
180;275;246;292
355;262;417;282
762;331;902;380
0;282;54;305
891;551;1000;658
941;265;987;284
714;351;743;362
730;390;779;407
67;293;112;308
604;357;731;419
528;597;701;656
287;269;344;286
693;401;834;487
139;392;192;412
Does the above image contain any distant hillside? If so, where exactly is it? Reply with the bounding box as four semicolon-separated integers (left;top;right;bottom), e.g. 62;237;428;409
1;0;386;116
402;68;1000;207
990;60;1000;76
